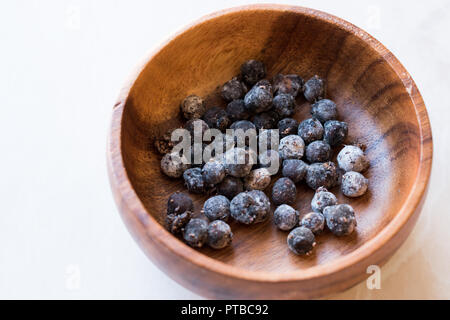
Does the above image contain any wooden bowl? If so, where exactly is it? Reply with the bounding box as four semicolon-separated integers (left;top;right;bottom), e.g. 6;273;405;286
107;5;432;299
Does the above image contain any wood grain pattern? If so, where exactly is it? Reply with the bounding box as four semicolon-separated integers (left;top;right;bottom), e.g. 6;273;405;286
107;5;433;299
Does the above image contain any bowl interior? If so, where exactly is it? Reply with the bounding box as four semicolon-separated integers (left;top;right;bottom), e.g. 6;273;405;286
120;8;421;273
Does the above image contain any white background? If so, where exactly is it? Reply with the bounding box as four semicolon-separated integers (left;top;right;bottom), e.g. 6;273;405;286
0;0;449;299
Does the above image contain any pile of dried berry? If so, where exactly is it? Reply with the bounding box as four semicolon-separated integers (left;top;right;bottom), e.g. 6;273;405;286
156;60;370;255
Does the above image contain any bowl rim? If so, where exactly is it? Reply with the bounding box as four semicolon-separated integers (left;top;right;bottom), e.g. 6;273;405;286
107;4;433;283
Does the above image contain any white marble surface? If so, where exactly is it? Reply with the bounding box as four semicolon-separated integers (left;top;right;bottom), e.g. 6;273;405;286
0;0;449;299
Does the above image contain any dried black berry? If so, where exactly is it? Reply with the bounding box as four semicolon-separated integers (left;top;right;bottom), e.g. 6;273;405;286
244;168;271;191
311;99;338;123
202;159;226;185
254;79;273;94
272;177;297;206
154;129;177;155
224;148;254;178
341;171;369;198
337;145;369;172
258;149;280;175
167;192;194;215
230;190;271;225
298;118;324;144
221;77;247;102
184;119;209;142
272;93;296;118
311;187;338;213
183;218;208;247
226;99;250;122
282;159;308;183
305;140;332;163
207;220;233;249
240;60;266;86
278;118;299;138
274;204;299;231
161;152;190;178
251;111;278;130
324;120;348;147
203;195;231;221
300;212;325;235
305;162;340;190
278;135;305;160
180;95;206;120
203;106;230;131
273;74;304;97
287;227;316;255
244;84;273;114
217;176;244;199
258;129;279;150
323;204;357;236
166;211;192;234
303;75;325;102
183;167;206;194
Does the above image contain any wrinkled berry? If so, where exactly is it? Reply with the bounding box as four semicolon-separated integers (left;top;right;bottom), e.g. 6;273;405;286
244;84;273;114
240;60;266;86
272;94;296;118
183;167;206;194
300;212;325;235
161;152;190;178
230;119;257;132
183;218;208;247
323;204;357;236
230;190;271;225
180;95;206;120
298;118;324;144
165;211;192;234
311;187;338;213
217;176;244;200
287;227;316;255
274;204;299;231
337;145;369;173
226;99;250;122
254;79;273;94
272;177;297;206
221;77;247;102
305;162;339;190
305;140;332;163
251;111;278;130
258;149;281;175
185;119;209;142
311;99;338;123
167;192;194;215
203;195;231;221
278;118;299;138
278;135;305;160
324;120;348;147
203;106;230;131
303;75;325;102
202;159;226;185
207;220;233;249
341;171;369;198
282;159;308;183
224;148;254;178
154;129;177;155
273;74;304;97
258;129;279;150
244;168;271;191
